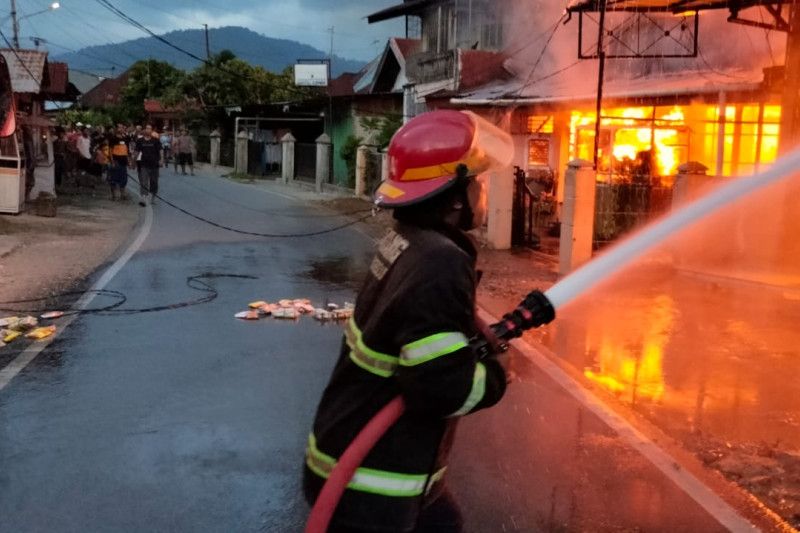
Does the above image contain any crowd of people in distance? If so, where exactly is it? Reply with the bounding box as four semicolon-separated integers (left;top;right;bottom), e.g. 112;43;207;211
53;123;196;204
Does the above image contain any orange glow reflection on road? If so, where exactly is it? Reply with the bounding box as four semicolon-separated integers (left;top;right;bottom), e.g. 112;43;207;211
583;294;673;402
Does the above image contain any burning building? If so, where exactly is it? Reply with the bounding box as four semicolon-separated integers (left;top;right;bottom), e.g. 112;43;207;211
367;0;790;249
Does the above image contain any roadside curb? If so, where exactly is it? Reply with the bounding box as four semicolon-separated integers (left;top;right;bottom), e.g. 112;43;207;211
475;306;758;532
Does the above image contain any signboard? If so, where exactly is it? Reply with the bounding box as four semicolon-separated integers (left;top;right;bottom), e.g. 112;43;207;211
294;63;329;87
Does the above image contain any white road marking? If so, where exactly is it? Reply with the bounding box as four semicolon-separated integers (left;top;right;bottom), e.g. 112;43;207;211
476;308;758;532
0;205;154;392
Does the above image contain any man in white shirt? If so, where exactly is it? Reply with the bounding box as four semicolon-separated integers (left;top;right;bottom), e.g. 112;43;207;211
76;127;92;177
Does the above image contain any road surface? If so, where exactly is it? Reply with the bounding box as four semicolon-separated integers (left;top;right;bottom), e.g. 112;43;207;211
0;168;754;532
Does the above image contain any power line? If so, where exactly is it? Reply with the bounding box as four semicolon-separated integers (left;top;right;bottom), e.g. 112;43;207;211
513;18;564;97
93;0;314;100
127;172;375;238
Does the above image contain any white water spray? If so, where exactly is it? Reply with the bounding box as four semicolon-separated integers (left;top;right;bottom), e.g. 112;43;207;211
543;148;800;310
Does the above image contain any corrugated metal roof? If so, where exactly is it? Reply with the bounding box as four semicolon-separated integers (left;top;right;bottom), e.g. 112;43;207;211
567;0;794;13
367;0;440;23
0;49;47;94
451;67;764;105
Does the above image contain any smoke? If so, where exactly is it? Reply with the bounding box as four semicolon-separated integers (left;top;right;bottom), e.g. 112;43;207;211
493;1;786;97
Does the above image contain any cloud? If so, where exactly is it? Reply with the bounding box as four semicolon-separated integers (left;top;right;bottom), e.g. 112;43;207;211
36;0;404;62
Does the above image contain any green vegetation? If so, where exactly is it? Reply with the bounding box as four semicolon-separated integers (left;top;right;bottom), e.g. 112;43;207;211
60;51;319;126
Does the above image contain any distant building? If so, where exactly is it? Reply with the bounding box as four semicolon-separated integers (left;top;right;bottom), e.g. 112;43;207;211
79;68;132;109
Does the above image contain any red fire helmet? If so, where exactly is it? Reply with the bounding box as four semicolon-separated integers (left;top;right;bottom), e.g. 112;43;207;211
374;110;513;208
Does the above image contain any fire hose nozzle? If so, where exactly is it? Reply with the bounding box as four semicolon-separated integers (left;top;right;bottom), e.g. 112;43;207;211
471;290;555;359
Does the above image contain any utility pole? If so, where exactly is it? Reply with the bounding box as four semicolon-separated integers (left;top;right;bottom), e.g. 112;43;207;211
203;24;211;60
780;4;800;155
327;26;334;136
592;0;608;171
328;26;334;77
10;0;20;48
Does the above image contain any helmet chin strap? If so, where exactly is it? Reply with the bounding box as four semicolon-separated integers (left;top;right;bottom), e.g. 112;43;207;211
449;189;476;231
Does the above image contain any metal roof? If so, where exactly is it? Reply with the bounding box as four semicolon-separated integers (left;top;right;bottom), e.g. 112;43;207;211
567;0;798;13
450;66;764;106
367;0;441;23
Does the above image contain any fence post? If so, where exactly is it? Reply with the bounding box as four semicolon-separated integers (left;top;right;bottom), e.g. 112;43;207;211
559;159;596;277
315;133;331;193
281;133;296;184
380;148;389;182
355;145;370;197
235;130;248;175
210;129;221;168
487;169;514;250
672;161;712;209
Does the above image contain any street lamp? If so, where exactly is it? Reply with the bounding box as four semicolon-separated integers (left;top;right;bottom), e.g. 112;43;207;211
8;1;61;48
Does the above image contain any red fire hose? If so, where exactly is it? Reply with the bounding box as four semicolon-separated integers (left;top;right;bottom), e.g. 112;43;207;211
305;291;555;533
305;396;406;533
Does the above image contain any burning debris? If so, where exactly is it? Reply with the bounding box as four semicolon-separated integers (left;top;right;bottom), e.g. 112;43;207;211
235;299;354;323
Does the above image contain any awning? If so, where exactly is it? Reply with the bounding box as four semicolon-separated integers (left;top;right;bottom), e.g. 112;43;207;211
367;0;441;23
567;0;795;13
19;114;55;128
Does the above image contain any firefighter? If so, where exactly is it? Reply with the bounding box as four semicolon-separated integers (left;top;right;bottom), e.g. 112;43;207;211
304;110;514;532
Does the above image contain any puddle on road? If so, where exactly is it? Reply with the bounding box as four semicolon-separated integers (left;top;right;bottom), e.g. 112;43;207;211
535;171;800;527
302;256;369;290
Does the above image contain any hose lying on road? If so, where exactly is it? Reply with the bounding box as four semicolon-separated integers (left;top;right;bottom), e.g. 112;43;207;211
0;274;255;317
128;173;375;238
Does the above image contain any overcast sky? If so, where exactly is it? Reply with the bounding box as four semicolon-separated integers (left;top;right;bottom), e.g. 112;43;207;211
7;0;405;62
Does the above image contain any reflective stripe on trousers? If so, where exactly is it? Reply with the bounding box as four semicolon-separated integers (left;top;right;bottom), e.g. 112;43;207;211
306;434;445;498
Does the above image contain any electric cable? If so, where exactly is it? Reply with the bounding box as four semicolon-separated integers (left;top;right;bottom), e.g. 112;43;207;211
93;0;316;99
513;19;564;98
172;175;373;219
126;172;375;238
0;289;128;315
0;27;67;112
0;274;256;317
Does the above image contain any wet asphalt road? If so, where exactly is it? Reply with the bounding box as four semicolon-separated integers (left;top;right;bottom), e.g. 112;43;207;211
0;169;735;532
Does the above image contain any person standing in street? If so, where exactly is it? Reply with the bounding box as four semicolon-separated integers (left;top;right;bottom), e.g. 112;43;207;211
108;124;131;201
160;129;172;167
134;125;163;206
303;111;523;533
174;128;195;175
76;126;93;187
53;128;67;192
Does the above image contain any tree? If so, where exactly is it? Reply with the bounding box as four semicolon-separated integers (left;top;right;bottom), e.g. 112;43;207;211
181;51;315;108
55;108;114;128
121;59;186;121
361;114;403;149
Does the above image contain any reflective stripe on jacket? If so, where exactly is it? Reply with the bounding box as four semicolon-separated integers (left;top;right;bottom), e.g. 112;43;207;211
304;223;507;531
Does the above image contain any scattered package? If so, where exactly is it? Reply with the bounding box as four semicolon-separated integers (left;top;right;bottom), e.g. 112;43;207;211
25;325;56;340
236;299;355;323
0;316;19;328
273;307;299;319
2;330;21;343
40;311;65;320
0;315;39;332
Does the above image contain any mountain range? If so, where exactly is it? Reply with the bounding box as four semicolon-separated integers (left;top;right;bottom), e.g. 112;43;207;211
53;26;366;78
